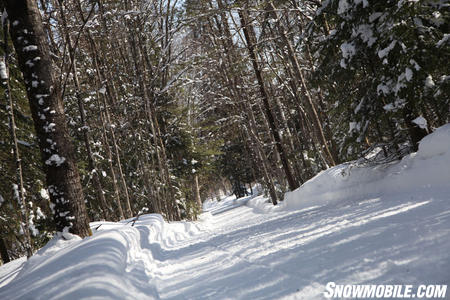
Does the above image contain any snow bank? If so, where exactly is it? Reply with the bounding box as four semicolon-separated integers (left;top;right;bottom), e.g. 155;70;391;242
282;123;450;211
0;214;204;299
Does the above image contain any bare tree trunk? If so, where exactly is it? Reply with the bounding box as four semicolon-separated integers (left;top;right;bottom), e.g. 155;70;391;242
0;237;10;264
193;174;202;209
125;23;177;220
239;8;298;191
83;38;125;220
208;0;277;203
5;0;91;237
57;5;111;221
98;108;125;220
2;21;33;257
268;1;335;167
89;42;133;219
212;1;279;203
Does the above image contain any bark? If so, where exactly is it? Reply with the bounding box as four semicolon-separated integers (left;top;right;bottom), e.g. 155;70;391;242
88;40;133;219
80;27;125;220
57;4;112;221
268;1;336;167
0;237;10;264
93;69;125;220
193;174;202;210
238;8;299;191
213;0;279;203
5;0;91;237
2;21;33;257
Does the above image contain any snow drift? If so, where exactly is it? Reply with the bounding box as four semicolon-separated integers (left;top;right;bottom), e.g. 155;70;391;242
0;215;202;299
281;123;450;211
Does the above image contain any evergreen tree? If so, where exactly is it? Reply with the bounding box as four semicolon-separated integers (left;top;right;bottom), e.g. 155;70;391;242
311;0;449;159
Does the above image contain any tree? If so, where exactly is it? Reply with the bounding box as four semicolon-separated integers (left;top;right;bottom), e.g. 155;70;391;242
4;0;91;237
2;19;33;257
238;6;299;191
311;0;449;157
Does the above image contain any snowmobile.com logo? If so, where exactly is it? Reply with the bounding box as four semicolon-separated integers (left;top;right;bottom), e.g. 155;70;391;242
324;282;447;298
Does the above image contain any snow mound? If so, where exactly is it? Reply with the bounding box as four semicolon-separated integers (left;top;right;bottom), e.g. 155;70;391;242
282;123;450;211
417;123;450;158
0;213;204;299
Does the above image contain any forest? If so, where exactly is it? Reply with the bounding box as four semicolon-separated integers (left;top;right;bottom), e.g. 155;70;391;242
0;0;448;263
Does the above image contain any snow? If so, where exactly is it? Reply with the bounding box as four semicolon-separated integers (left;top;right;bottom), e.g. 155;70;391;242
1;124;450;299
22;45;38;52
45;154;66;167
0;60;7;80
354;0;368;8
43;122;56;133
416;123;450;158
40;188;49;200
378;40;396;58
337;0;350;15
377;82;390;95
281;124;450;212
0;257;26;288
369;12;383;23
410;59;421;71
17;140;32;147
25;60;34;68
436;33;449;48
340;42;355;59
339;42;356;68
412;116;428;130
1;10;7;28
425;75;435;88
353;24;377;47
405;67;413;81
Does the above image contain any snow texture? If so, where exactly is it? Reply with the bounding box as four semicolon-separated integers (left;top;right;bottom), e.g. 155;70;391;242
436;34;449;47
340;42;355;59
425;75;435;88
0;60;7;80
39;188;49;200
45;154;66;167
22;45;38;52
378;40;396;58
337;0;350;15
1;124;450;299
405;67;413;81
412;116;428;130
353;24;377;47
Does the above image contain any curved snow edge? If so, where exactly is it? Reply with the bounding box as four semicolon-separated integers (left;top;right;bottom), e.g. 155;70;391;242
282;123;450;211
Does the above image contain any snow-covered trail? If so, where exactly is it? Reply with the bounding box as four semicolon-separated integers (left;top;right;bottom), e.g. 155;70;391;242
1;188;449;300
151;191;450;299
0;190;449;300
1;124;450;299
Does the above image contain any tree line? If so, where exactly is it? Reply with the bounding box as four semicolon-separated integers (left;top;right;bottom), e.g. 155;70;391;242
0;0;448;263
